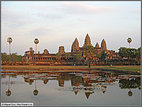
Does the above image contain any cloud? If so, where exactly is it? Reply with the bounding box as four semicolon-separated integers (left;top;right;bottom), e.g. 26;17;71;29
30;26;52;36
36;12;64;20
131;8;141;13
1;6;33;28
61;2;114;14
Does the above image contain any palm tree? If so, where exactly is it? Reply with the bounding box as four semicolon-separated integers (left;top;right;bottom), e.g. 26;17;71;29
7;37;13;63
34;38;39;54
127;38;132;48
6;75;11;96
7;37;13;55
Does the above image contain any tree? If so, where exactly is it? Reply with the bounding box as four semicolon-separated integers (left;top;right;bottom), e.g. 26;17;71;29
1;52;23;64
136;47;141;62
119;47;137;58
101;51;108;65
118;47;128;58
1;53;8;62
7;37;13;55
10;53;23;62
127;38;132;48
126;48;137;59
7;37;13;62
73;51;82;65
64;52;71;65
119;47;138;65
34;38;39;54
84;45;95;69
65;53;71;61
96;53;101;59
56;52;61;62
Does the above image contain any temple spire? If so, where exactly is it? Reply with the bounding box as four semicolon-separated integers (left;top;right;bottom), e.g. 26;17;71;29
101;39;107;51
83;33;92;48
95;42;99;48
71;37;79;53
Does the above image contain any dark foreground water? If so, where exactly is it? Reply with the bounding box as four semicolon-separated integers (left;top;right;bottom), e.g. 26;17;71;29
1;70;141;106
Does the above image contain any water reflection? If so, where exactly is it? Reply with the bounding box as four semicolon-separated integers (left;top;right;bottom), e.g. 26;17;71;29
119;77;141;96
1;71;141;99
6;76;11;96
33;80;38;96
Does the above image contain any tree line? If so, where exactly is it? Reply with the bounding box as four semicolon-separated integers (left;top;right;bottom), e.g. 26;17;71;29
1;46;141;66
1;53;23;62
118;47;141;60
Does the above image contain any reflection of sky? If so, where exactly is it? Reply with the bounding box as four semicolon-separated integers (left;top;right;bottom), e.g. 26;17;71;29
1;74;141;106
1;1;141;55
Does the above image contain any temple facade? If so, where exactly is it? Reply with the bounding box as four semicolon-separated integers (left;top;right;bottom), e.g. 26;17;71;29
71;34;107;54
22;34;120;65
71;34;119;60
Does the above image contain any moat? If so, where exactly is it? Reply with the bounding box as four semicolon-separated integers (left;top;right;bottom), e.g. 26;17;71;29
1;70;141;106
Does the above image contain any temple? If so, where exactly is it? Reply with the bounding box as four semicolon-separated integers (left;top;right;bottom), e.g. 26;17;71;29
22;34;120;65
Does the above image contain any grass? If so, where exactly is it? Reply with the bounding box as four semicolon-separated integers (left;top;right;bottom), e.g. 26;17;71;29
1;65;141;72
92;66;140;72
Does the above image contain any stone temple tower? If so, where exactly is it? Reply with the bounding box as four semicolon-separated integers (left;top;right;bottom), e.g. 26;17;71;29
59;46;65;54
95;42;99;49
101;39;107;51
71;38;79;53
83;34;91;48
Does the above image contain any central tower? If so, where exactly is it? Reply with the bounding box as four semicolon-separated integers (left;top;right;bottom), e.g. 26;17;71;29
83;33;92;48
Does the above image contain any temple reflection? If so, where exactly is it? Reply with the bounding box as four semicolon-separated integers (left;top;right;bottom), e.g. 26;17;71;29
43;79;48;84
58;73;65;87
2;71;141;98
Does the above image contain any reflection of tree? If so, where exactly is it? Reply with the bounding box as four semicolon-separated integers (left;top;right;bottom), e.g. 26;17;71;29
71;76;82;86
82;76;91;87
128;89;133;96
70;75;82;95
11;73;17;78
119;77;140;89
6;75;11;96
2;74;6;78
63;73;71;81
33;80;38;96
6;89;11;96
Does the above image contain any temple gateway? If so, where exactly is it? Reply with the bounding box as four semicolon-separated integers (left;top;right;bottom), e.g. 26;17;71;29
22;34;120;65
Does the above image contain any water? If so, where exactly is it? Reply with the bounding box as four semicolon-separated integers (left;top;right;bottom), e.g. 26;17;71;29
1;70;141;106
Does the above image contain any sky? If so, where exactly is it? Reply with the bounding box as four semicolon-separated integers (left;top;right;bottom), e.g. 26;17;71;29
1;1;141;55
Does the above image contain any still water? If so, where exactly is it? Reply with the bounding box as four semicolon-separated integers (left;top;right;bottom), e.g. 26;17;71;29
1;70;141;106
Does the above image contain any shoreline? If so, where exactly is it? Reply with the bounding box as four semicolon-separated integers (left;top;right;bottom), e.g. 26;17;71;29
1;65;141;75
